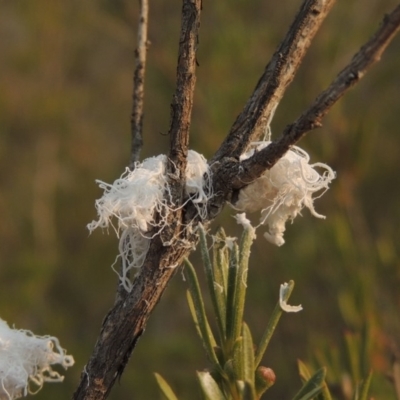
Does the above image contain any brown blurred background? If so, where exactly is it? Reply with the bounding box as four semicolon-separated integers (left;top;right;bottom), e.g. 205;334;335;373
1;0;400;398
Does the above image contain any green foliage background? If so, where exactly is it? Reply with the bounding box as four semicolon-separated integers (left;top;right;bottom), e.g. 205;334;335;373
0;0;399;398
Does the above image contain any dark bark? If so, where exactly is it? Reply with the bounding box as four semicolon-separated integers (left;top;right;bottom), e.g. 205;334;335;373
211;0;336;163
74;1;400;399
225;3;400;191
73;1;202;399
167;0;200;203
129;0;149;170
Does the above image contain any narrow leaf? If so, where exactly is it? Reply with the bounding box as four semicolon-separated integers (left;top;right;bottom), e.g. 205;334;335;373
212;231;228;337
292;367;326;400
226;243;239;346
297;359;312;383
360;323;372;378
355;370;372;400
154;373;179;400
197;371;226;400
320;381;333;400
232;336;244;381
297;387;324;400
213;227;229;294
238;222;255;273
223;358;236;384
298;360;332;400
199;225;226;339
231;227;253;341
255;281;297;366
242;323;255;387
184;260;221;370
236;380;256;400
186;291;208;344
344;331;361;383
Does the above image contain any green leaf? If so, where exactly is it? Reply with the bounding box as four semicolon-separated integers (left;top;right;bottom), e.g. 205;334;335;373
344;331;361;383
199;225;226;340
321;382;333;400
223;358;236;383
242;323;255;387
320;382;333;400
255;281;296;366
297;359;312;383
230;324;255;393
197;371;226;400
212;227;229;294
292;367;326;400
236;380;256;400
225;243;239;346
212;228;228;334
360;323;372;378
184;259;221;371
238;222;254;272
231;227;253;341
154;373;179;400
297;387;324;400
297;360;332;400
232;336;244;381
354;370;372;400
186;291;208;343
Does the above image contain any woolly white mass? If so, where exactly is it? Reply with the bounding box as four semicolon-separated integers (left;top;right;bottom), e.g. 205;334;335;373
235;141;335;246
88;143;334;288
0;319;74;400
88;150;211;291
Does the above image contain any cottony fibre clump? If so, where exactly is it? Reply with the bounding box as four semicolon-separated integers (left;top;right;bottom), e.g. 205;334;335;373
234;141;335;246
88;141;335;288
87;150;212;291
0;318;74;400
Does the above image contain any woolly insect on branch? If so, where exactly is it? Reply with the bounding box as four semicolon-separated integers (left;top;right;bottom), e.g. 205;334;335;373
75;1;400;399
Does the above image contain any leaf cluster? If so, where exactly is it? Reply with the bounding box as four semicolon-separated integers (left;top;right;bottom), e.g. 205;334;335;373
155;225;352;400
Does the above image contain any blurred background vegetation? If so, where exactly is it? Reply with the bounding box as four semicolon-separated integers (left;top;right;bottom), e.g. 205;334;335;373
0;0;399;398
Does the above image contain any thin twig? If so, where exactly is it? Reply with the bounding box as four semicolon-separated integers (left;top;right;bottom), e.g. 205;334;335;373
129;0;149;170
163;0;202;242
167;0;201;182
212;0;336;163
72;2;202;399
118;0;149;303
74;2;400;399
229;3;400;189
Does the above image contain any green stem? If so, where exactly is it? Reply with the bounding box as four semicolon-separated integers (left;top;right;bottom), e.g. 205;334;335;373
255;280;296;366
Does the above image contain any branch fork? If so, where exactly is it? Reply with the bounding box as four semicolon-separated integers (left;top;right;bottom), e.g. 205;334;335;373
74;1;400;399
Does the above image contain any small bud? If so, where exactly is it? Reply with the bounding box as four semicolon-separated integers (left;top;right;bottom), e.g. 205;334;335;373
255;366;276;396
258;366;276;385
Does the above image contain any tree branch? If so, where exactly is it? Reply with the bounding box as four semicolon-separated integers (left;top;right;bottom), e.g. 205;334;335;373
73;2;202;399
75;2;400;399
129;0;149;170
167;0;201;206
229;3;400;189
212;0;336;163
